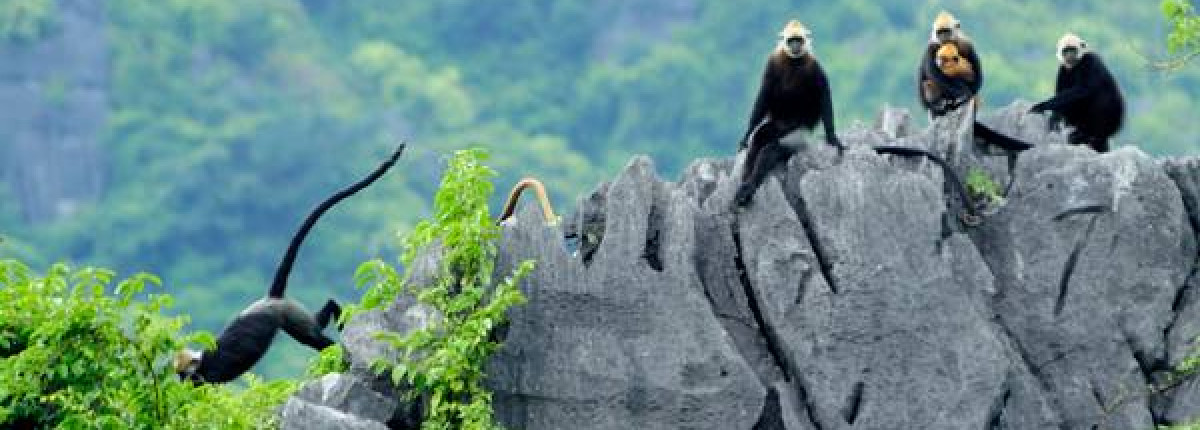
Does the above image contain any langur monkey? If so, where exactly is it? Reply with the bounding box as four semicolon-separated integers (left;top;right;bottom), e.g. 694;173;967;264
175;144;406;384
1030;33;1125;153
918;11;982;116
734;19;844;208
916;11;1032;152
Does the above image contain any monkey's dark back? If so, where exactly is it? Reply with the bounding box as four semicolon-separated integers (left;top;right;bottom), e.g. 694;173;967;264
196;312;281;383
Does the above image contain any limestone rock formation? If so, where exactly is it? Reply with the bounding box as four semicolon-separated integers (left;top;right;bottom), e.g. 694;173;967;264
281;102;1200;429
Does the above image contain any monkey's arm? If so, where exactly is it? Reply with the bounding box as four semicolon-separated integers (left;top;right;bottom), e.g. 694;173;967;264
816;65;843;150
1054;65;1070;94
742;60;775;146
1042;68;1070;124
1033;61;1097;112
917;67;937;111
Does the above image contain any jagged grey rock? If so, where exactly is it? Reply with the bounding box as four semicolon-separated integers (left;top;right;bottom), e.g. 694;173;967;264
967;143;1194;428
489;157;765;430
279;397;389;430
279;101;1200;429
289;373;396;423
1163;158;1200;422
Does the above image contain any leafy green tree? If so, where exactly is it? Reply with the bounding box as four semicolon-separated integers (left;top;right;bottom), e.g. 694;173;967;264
351;148;532;430
0;259;296;428
1163;0;1200;68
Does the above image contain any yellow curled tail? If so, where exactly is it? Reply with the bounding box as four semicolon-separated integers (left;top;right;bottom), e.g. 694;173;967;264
498;177;558;225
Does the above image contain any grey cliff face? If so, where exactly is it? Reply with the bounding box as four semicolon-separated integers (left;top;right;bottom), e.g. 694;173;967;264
282;102;1200;429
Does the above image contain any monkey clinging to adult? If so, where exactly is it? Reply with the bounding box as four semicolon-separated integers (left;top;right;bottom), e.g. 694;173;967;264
918;11;982;117
922;42;977;109
734;19;844;208
1030;33;1125;153
174;144;406;384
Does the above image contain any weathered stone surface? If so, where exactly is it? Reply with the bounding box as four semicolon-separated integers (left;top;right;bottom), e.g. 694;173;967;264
967;143;1194;428
290;373;396;424
336;248;439;429
488;157;765;430
1163;157;1200;423
740;143;1013;429
279;397;389;430
282;101;1200;429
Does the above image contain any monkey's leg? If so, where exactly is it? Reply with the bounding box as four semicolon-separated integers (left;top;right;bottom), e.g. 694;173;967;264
282;302;339;350
1047;112;1065;132
736;141;796;207
316;299;342;331
291;324;337;350
740;127;770;182
739;122;790;180
301;333;336;350
1067;130;1088;148
736;124;777;206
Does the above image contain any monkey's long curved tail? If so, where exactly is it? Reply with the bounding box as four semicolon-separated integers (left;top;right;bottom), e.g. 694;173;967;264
267;143;406;298
497;178;557;225
871;145;979;222
974;122;1033;151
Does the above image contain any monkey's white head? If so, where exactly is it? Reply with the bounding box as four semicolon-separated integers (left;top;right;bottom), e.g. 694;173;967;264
930;11;962;44
777;20;812;58
174;348;202;380
1056;33;1088;68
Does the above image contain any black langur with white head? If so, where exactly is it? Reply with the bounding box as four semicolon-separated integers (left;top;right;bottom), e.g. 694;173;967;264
1030;33;1125;153
174;144;406;384
734;19;843;208
915;11;1032;152
918;10;983;117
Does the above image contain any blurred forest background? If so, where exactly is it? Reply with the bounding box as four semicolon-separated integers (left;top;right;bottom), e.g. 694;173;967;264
1;0;1197;379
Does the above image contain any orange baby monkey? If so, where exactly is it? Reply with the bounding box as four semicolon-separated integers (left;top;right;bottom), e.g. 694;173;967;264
922;42;977;110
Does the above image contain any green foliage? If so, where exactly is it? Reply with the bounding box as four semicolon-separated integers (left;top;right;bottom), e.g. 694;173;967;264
306;344;349;378
1158;342;1200;428
1179;344;1200;376
402;148;500;285
1139;337;1200;428
1163;424;1200;430
1165;0;1200;56
0;0;57;43
0;259;297;428
353;148;533;430
965;168;1003;204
